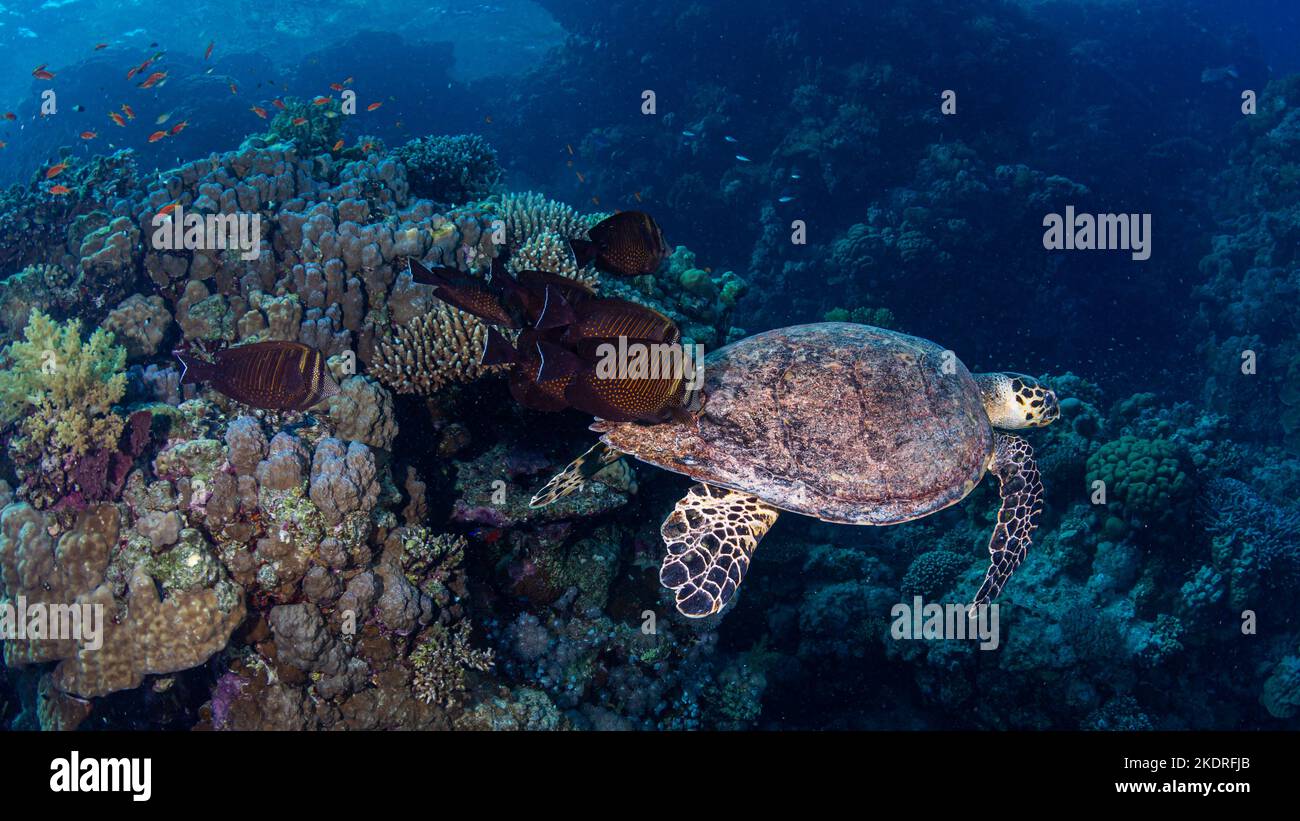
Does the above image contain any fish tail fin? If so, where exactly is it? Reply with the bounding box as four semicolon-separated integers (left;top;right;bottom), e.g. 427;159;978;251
173;350;215;385
569;237;598;268
481;327;519;367
534;285;577;330
408;258;455;288
535;340;585;383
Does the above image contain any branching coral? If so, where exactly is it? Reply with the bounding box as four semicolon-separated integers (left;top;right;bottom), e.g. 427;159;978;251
395;134;503;204
1199;477;1300;607
490;191;591;252
410;621;494;707
369;302;500;395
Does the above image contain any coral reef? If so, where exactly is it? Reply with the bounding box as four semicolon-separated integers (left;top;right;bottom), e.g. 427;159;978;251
396;134;503;205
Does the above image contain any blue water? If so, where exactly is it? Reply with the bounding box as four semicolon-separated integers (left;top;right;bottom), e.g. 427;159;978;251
0;0;1298;731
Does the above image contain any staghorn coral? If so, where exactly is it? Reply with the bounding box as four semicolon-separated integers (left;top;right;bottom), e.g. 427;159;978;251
369;302;499;395
1199;477;1300;608
410;621;495;708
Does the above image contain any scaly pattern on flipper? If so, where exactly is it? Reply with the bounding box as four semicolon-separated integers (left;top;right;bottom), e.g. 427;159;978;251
970;433;1042;610
529;442;622;507
659;483;780;618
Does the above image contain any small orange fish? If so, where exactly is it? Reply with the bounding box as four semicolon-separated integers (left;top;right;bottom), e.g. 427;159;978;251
156;202;179;217
291;117;307;126
79;131;97;140
109;111;126;127
312;96;330;106
46;162;68;179
33;65;55;80
121;103;135;120
49;185;70;195
204;41;215;60
332;139;344;151
633;191;642;202
94;43;108;50
250;105;267;119
329;83;343;92
272;98;286;110
366;101;382;111
138;71;166;89
229;82;238;94
3;112;14;121
361;141;374;153
170;120;189;135
148;130;168;142
0;141;6;149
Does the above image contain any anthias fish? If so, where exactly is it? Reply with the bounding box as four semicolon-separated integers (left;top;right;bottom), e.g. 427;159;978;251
569;211;669;278
174;341;339;411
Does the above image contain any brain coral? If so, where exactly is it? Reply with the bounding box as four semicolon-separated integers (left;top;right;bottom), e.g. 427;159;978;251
1086;435;1193;531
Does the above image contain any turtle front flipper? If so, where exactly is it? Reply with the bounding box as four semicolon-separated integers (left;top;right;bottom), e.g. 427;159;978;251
970;433;1043;610
530;442;624;507
659;483;780;618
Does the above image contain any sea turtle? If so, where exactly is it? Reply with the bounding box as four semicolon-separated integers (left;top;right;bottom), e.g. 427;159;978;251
529;323;1059;618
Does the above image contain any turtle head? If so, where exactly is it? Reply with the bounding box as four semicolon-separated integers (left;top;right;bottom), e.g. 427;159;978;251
975;372;1059;429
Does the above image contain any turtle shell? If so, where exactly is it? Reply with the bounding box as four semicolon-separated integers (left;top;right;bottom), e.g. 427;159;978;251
593;322;994;524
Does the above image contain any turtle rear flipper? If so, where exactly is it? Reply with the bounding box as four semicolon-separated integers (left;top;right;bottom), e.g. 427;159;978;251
659;483;780;618
970;433;1043;611
530;442;623;507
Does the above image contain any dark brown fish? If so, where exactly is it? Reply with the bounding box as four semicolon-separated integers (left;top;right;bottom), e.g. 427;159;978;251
408;259;521;328
537;337;692;424
507;328;572;412
561;298;680;353
174;341;338;411
570;211;669;277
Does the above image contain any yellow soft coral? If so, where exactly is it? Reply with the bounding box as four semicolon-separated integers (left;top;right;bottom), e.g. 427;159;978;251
0;309;127;456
